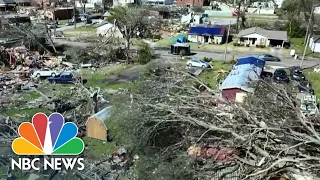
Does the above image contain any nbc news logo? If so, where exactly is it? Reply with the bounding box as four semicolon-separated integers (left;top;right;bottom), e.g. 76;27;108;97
11;113;85;170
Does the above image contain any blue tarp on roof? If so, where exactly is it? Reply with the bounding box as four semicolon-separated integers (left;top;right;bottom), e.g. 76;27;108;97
91;106;112;121
188;26;225;36
172;35;186;43
236;56;265;68
219;60;265;92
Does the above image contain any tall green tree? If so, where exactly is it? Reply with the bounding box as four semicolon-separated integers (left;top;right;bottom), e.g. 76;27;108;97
107;7;148;64
282;0;319;38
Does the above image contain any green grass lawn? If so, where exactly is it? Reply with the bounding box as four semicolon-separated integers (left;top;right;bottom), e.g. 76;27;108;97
58;19;67;25
82;64;134;89
199;61;233;88
82;136;117;159
304;71;320;100
64;26;96;32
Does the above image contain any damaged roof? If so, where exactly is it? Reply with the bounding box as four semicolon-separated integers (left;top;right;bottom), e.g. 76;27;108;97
219;56;265;92
188;25;226;36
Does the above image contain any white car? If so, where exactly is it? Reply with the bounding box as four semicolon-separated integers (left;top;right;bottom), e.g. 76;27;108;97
31;68;61;78
187;59;211;68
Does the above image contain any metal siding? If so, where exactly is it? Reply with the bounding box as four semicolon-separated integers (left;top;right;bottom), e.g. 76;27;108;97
219;63;263;92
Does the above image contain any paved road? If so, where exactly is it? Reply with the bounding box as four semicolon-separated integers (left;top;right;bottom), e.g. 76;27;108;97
52;39;319;68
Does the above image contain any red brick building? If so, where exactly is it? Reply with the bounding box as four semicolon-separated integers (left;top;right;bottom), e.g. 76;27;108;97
176;0;210;7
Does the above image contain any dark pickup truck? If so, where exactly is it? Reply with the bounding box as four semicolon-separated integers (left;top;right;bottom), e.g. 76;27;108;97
47;73;87;84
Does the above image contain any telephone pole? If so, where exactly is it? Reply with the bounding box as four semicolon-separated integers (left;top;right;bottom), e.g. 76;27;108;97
224;22;231;61
301;5;315;67
73;0;76;28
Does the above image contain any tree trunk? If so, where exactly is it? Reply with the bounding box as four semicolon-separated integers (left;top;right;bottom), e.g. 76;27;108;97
83;4;86;13
125;37;130;64
236;2;241;34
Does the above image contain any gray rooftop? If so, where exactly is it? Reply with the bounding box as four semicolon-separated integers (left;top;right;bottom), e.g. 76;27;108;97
238;27;288;41
312;35;320;43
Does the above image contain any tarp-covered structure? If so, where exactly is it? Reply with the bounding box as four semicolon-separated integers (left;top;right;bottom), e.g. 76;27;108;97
219;56;265;101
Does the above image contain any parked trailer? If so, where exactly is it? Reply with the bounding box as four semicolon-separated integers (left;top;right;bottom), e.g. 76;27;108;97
169;43;191;56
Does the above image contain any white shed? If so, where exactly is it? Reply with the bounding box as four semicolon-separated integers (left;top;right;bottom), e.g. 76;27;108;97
96;23;123;38
309;35;320;53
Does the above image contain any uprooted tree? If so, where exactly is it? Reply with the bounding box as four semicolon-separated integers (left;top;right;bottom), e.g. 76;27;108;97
110;61;320;179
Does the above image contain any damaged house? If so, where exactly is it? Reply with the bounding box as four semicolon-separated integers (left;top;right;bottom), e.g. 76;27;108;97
219;56;265;102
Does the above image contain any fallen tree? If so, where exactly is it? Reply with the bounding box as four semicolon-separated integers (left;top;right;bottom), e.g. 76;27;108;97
110;61;320;179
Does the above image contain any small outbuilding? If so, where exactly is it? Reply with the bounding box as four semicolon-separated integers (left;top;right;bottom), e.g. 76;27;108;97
309;35;320;53
86;107;112;141
96;23;123;38
219;56;265;102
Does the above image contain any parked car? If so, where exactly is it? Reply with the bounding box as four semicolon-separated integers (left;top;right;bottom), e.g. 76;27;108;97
273;69;289;83
187;59;211;68
258;54;281;61
298;81;314;94
289;66;306;81
31;68;61;78
48;72;87;84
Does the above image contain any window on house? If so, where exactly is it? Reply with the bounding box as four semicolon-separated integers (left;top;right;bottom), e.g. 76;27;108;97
190;35;196;39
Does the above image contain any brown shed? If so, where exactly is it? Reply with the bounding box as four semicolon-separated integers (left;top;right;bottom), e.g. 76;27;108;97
86;107;111;141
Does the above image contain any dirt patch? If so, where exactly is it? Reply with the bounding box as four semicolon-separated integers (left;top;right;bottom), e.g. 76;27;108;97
101;65;145;84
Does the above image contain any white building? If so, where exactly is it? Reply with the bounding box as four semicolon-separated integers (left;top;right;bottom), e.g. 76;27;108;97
96;23;123;38
273;0;284;8
309;35;320;53
113;0;135;6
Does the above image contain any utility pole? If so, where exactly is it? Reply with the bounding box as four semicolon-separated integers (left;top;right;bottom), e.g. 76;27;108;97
303;5;315;46
53;5;56;37
301;34;310;67
73;0;76;28
224;22;231;61
301;5;315;67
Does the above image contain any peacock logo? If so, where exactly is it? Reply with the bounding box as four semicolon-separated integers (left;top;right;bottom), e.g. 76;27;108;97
12;113;84;155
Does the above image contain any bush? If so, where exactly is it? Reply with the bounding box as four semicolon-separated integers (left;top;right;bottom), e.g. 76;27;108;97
229;59;237;65
240;44;244;46
256;45;261;48
203;57;213;62
136;42;154;64
149;34;161;39
246;44;250;47
233;43;238;46
260;45;266;48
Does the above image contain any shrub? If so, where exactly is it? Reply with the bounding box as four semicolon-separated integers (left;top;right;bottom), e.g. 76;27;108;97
260;45;266;48
240;44;244;46
256;45;261;48
136;42;154;64
233;43;238;46
246;44;250;47
229;59;237;65
203;57;213;62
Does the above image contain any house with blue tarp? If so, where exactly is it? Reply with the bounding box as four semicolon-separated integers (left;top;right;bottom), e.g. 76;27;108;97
219;56;265;102
188;25;227;44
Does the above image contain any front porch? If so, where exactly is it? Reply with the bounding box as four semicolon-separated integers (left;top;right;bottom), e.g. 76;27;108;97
188;34;223;44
